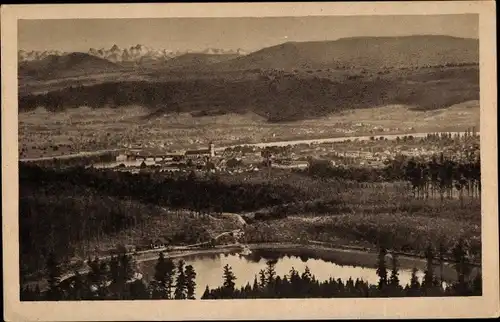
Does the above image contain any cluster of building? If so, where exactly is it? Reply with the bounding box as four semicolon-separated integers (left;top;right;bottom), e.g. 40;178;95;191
117;142;215;162
109;131;479;173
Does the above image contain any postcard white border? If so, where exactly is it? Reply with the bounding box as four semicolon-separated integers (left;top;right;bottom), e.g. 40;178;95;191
2;1;498;320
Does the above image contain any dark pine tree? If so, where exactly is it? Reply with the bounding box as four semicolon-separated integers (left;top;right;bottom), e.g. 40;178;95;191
265;260;277;287
108;255;120;285
258;269;267;290
452;238;471;295
69;270;85;300
97;261;110;298
389;253;401;296
471;271;482;296
45;252;62;301
151;252;176;299
438;241;446;286
422;245;435;292
408;267;421;297
164;257;176;299
252;275;259;295
174;259;187;299
119;254;136;284
222;264;237;298
376;247;388;293
113;254;136;299
185;264;197;299
34;284;42;300
201;285;211;299
129;279;150;299
301;266;313;297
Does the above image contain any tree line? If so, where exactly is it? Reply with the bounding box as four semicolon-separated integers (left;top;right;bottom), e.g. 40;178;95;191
21;237;481;301
21;252;197;301
202;240;481;299
20;163;304;214
398;154;480;202
305;151;480;202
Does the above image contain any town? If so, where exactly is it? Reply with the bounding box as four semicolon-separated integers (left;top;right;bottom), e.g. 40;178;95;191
86;129;480;175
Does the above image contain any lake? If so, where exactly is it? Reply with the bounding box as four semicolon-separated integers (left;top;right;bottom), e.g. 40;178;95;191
137;250;429;299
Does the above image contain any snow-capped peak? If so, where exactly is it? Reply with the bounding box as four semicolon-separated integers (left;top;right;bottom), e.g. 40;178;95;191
18;45;247;63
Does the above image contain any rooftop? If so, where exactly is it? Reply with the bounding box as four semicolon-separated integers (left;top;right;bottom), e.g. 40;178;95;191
185;149;211;156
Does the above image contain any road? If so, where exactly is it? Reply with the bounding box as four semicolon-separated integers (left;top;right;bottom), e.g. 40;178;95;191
216;131;471;151
27;216;247;291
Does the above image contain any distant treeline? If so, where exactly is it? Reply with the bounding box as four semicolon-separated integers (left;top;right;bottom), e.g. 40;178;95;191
305;152;480;192
21;152;119;167
20;164;303;213
19;66;478;121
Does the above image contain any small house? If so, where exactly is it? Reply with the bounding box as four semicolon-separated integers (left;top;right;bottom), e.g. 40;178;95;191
152;237;168;249
141;238;168;249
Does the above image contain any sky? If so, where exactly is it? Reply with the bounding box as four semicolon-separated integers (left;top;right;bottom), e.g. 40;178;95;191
18;14;478;52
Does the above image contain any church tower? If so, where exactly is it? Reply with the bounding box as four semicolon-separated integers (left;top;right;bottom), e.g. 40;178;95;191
208;141;215;157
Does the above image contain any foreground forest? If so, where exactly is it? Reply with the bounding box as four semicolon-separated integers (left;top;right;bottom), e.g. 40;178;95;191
19;146;481;282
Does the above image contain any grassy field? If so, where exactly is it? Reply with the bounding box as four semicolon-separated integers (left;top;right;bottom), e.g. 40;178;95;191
18;100;479;159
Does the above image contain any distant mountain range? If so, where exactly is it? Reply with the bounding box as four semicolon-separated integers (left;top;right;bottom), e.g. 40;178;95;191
18;52;121;79
18;35;479;81
18;44;248;63
19;35;480;121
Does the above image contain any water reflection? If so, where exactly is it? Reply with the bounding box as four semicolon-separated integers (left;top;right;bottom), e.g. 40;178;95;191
138;252;425;299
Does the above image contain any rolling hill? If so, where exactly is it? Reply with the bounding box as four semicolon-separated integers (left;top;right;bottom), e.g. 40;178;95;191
19;65;479;122
215;35;479;71
18;52;122;79
162;53;242;70
17;35;479;122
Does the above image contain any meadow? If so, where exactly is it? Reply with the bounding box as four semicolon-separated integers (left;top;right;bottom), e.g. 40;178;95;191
19;100;479;160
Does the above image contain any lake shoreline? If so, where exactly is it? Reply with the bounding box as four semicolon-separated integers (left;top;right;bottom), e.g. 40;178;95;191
24;240;479;292
139;242;477;283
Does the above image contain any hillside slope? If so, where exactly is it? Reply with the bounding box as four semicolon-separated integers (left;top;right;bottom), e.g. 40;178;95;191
162;53;241;70
19;65;479;122
216;35;479;71
18;52;122;79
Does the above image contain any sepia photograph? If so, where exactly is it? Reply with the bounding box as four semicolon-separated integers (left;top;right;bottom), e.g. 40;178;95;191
2;2;498;321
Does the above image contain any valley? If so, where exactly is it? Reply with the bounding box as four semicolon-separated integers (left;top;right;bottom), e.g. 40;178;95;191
19;101;479;160
18;33;483;300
